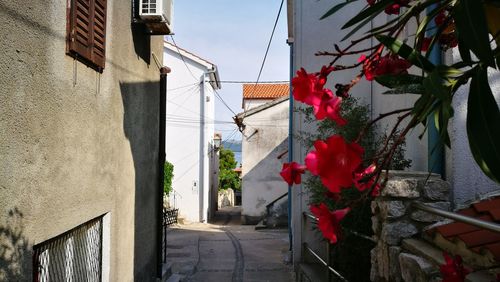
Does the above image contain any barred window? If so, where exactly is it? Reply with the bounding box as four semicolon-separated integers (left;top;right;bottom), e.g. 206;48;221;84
66;0;107;72
33;217;103;282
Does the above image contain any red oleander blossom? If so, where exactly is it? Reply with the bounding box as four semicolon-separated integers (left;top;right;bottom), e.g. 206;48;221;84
363;53;411;81
440;252;470;282
385;0;411;14
353;163;380;194
312;89;347;125
420;37;432;52
310;203;350;244
292;66;336;108
280;162;306;185
305;135;364;193
317;66;335;90
292;68;321;106
367;0;376;5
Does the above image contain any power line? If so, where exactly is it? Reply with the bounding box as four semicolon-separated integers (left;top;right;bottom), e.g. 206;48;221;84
250;0;285;98
214;89;238;116
170;35;199;82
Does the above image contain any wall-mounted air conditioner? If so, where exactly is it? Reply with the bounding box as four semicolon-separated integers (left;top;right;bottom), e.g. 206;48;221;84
139;0;173;34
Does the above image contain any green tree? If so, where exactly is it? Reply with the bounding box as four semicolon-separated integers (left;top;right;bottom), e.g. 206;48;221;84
164;161;174;196
218;147;241;190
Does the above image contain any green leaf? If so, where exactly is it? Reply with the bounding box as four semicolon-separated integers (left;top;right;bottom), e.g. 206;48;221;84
457;37;473;65
466;67;500;183
342;0;393;29
375;74;423;88
341;12;378;41
382;84;425;94
453;0;495;67
376;35;435;72
321;0;358;20
423;69;451;101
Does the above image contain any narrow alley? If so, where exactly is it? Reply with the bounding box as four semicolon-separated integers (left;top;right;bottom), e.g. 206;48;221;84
165;207;294;282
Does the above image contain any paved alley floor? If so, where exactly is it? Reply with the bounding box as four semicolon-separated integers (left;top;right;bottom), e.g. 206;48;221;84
166;206;294;282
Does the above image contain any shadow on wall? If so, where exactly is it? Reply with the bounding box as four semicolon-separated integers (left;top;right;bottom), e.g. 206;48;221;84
120;81;160;281
130;0;151;64
242;138;288;225
0;208;30;281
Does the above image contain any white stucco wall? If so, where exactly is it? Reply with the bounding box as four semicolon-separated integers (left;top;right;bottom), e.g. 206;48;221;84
163;46;216;222
241;98;289;223
444;49;500;206
243;99;272;111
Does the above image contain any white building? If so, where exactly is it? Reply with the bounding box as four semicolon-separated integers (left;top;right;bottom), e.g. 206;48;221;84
238;84;289;224
163;41;221;223
286;0;499;270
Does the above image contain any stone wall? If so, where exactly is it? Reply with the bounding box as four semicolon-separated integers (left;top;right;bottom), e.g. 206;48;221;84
371;171;451;282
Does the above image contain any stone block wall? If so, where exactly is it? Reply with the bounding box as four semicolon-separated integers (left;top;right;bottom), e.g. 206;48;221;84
371;171;451;282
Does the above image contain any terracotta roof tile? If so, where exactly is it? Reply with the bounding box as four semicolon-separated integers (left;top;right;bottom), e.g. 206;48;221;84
490;209;500;221
242;84;289;99
429;196;500;262
473;198;500;213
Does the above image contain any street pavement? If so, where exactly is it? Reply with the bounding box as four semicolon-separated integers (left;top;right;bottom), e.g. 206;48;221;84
166;206;294;282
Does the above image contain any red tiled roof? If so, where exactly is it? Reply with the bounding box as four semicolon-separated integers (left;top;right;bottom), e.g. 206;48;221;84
242;84;289;99
428;197;500;261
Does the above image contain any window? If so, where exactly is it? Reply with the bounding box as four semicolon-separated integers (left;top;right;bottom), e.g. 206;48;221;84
66;0;107;72
33;217;103;282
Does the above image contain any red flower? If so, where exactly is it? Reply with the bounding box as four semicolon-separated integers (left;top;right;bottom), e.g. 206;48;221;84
363;54;411;81
280;162;306;185
317;66;335;90
440;252;470;282
354;164;380;194
310;203;350;244
435;10;446;26
367;0;376;6
305;135;364;193
385;3;401;15
312;89;347;125
292;68;322;106
420;37;432;52
292;66;335;108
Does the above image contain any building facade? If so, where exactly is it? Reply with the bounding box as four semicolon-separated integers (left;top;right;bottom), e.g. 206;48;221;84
0;0;169;280
238;84;289;224
163;41;221;223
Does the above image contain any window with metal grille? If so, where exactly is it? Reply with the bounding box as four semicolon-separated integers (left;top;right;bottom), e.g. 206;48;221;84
33;217;103;282
66;0;107;72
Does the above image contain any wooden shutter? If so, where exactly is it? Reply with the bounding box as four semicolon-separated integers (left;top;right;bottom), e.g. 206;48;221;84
67;0;107;71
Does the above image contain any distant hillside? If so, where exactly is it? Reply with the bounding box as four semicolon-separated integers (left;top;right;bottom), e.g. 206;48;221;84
222;140;241;152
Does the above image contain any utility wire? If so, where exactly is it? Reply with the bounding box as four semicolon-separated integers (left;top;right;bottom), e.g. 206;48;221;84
214;89;238;116
170;35;199;82
250;0;284;98
240;0;285;126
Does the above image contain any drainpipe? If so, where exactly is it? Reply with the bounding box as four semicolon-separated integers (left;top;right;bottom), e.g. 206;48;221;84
199;74;206;223
287;40;294;251
426;4;445;178
157;66;170;277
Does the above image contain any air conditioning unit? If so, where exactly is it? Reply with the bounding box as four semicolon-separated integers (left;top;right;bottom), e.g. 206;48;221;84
139;0;173;33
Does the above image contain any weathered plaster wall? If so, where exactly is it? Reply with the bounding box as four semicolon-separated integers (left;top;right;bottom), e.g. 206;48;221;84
241;98;289;223
0;0;163;280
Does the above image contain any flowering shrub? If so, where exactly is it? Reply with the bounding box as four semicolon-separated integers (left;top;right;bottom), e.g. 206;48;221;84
280;1;500;280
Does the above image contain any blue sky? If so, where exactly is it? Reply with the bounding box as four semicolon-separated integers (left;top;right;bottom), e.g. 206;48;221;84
168;0;290;141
